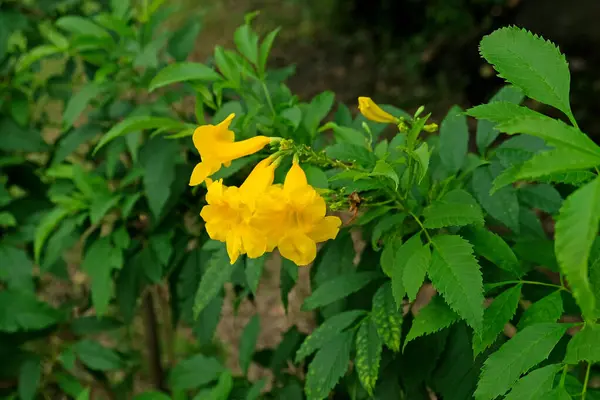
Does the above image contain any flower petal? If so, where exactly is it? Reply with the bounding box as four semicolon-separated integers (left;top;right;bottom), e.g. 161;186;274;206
226;230;243;264
240;158;276;206
190;161;218;186
309;216;342;243
284;162;308;193
242;227;268;259
358;97;398;124
214;136;271;162
279;232;317;266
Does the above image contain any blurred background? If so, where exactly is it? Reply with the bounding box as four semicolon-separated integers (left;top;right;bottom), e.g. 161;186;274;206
180;0;600;138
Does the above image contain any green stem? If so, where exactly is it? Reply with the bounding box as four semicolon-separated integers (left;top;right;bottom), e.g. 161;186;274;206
410;212;432;243
500;280;566;291
582;362;592;399
568;112;580;130
559;364;569;388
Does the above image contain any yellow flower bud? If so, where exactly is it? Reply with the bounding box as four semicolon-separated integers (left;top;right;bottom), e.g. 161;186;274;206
424;123;439;133
358;97;399;124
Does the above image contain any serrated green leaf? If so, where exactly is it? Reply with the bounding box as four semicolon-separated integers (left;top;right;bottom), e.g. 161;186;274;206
479;26;573;118
390;234;422;306
305;331;353;400
413;142;430;183
439;106;468;174
325;143;376;168
404;295;459;349
555;176;600;321
0;290;62;332
193;248;238;317
258;27;280;75
473;284;521;356
474;322;567;400
149;62;222;91
463;226;521;276
168;20;202;61
564;324;600;364
518;291;563;329
518;184;563;214
56;16;111;37
515;148;600;182
423;189;484;229
302;271;380;311
473;164;520;233
537;170;596;186
504;364;562;400
245;255;266;296
239;315;260;374
429;235;484;331
497;116;600;159
141;136;179;219
74;339;123;371
476;86;525;153
295;310;366;362
355;317;382;395
467;101;541;124
545;387;572;400
234;24;259;65
403;243;431;302
372;282;403;351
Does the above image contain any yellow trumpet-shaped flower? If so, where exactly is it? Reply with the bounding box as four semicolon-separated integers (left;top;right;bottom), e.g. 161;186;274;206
200;157;277;264
189;113;271;186
256;162;341;266
358;97;399;124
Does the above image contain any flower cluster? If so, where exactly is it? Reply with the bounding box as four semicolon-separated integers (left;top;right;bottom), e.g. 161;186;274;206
189;113;342;266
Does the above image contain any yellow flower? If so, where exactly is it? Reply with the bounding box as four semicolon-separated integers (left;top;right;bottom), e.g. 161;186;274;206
358;97;399;124
256;162;341;266
189;113;271;186
200;157;277;264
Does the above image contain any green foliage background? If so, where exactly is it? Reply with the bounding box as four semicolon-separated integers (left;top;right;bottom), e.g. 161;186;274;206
2;0;600;399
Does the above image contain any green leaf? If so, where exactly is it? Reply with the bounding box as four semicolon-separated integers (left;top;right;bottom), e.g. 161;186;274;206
16;45;61;72
74;339;123;371
537;170;596;186
234;24;259;65
472;164;520;233
390;234;420;306
423;189;484;229
258;27;280;75
439;105;468;174
141;136;179;219
355;317;382;395
330;124;367;147
404;295;459;349
429;235;484;331
413;142;430;183
371;160;399;189
303;166;328;189
473;284;521;356
245;255;266;296
149;62;222;92
133;392;172;400
564;324;600;364
372;282;403;351
239;315;260;375
168;20;202;61
94;116;186;153
518;184;563;214
295;310;366;362
82;237;122;316
90;194;121;224
555;176;600;321
479;26;573;119
518;291;563;329
56;16;111;37
515;148;600;181
0;244;33;291
463;226;521;276
193;248;238;317
34;208;71;264
498;116;600;160
325;143;376;168
63;83;106;130
476;86;525;153
168;354;223;391
474;322;568;400
302;271;380;311
0;290;62;332
305;331;353;400
303;91;335;135
403;243;431;302
245;378;266;400
545;388;572;400
503;364;562;400
467;101;541;124
18;356;41;400
203;370;233;400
